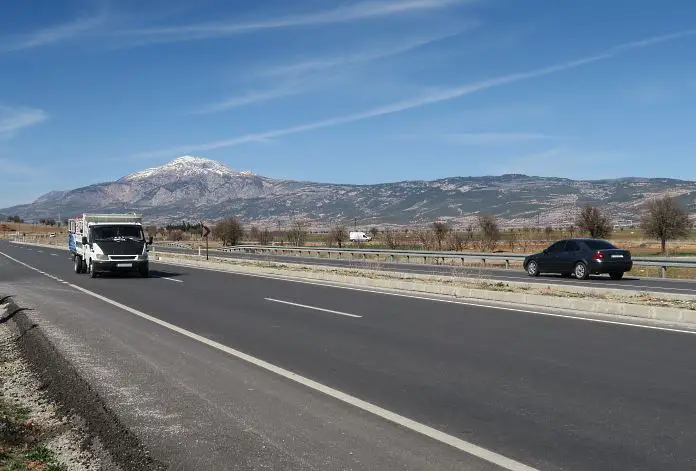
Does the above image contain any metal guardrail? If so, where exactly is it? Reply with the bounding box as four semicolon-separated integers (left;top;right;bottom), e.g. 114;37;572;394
215;245;696;278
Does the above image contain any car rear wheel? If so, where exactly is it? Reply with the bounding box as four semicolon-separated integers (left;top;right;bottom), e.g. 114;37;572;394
74;256;82;274
574;262;589;280
609;272;624;280
526;260;540;277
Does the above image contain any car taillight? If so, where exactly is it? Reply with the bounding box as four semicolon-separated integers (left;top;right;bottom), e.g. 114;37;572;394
592;251;604;261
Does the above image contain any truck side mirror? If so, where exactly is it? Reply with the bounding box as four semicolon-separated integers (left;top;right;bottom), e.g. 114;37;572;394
148;236;153;245
81;236;88;245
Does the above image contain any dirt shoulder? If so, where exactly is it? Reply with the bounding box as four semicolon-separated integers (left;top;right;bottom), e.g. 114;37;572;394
0;298;163;471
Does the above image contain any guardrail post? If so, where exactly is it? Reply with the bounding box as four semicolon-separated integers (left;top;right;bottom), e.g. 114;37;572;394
481;258;486;267
661;266;667;278
390;254;395;262
423;256;427;264
505;259;510;270
461;257;465;265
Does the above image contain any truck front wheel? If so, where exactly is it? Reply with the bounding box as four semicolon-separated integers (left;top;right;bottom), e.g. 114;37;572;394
74;256;83;274
89;260;97;278
139;263;149;278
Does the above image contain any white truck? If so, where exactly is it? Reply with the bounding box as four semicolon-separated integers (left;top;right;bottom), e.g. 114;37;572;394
349;231;372;242
68;213;152;278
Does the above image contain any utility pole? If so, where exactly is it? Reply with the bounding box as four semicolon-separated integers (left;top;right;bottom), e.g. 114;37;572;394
354;217;357;231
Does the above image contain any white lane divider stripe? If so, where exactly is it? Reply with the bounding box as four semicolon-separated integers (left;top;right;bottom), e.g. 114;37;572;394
161;277;183;283
0;250;537;471
50;254;58;256
264;298;362;318
155;258;696;336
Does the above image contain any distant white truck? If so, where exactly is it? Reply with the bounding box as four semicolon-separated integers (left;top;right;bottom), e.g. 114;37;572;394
68;213;152;278
349;231;372;242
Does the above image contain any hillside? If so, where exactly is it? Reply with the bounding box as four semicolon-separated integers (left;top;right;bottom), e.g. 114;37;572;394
3;156;695;227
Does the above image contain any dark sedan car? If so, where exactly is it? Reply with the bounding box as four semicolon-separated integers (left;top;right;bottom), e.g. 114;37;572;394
523;238;633;280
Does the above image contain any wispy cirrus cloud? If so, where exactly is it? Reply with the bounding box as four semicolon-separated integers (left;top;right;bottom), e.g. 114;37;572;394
398;132;561;145
134;29;696;158
199;30;470;114
124;0;471;43
259;29;471;79
196;86;305;114
0;9;108;53
0;106;48;138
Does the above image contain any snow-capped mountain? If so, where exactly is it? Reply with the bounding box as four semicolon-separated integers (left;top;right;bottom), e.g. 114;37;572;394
3;156;696;226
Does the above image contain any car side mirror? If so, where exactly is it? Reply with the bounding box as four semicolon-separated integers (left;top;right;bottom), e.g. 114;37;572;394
148;236;153;245
542;249;548;254
81;236;88;245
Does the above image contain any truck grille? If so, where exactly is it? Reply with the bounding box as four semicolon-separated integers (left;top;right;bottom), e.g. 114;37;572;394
109;255;137;261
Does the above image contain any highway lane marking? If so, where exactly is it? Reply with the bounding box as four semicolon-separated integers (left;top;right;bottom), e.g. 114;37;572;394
0;250;536;471
50;254;58;256
160;277;183;283
265;298;362;318
152;258;696;336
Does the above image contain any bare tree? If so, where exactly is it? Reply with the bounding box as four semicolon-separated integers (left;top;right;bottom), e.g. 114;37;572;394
169;229;184;241
447;231;466;251
326;225;348;248
431;222;451;250
382;228;401;249
508;230;518;252
465;224;475;246
576;206;612;239
249;225;260;242
287;220;309;246
567;224;576;238
640;196;692;254
214;217;245;246
544;226;554;241
369;227;379;240
477;214;500;252
418;229;436;250
249;226;272;245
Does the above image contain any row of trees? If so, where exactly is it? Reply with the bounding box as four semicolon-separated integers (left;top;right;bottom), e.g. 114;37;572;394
5;215;24;223
159;195;692;254
211;217;311;247
575;196;691;253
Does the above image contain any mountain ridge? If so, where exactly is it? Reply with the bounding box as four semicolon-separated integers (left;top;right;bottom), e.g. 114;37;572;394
2;156;695;227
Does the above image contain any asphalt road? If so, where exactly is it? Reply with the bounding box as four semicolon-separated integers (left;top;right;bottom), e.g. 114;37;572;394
154;245;696;296
2;240;696;470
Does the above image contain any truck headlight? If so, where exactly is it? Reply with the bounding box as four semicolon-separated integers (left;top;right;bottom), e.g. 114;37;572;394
94;253;108;260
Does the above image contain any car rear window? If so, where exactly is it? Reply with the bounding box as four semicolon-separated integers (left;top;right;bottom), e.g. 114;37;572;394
583;240;617;250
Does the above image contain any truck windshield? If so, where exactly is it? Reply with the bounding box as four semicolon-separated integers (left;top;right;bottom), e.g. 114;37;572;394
91;225;143;241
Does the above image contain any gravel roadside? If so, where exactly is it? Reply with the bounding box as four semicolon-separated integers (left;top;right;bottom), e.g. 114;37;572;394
1;302;119;471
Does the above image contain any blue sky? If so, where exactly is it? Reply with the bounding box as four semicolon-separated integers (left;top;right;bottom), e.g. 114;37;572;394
1;0;696;206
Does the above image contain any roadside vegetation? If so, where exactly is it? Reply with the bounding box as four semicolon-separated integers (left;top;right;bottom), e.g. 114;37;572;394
0;331;68;471
4;198;695;256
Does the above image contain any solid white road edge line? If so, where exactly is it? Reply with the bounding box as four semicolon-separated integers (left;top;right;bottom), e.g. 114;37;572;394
0;250;536;471
265;298;362;318
153;258;696;336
